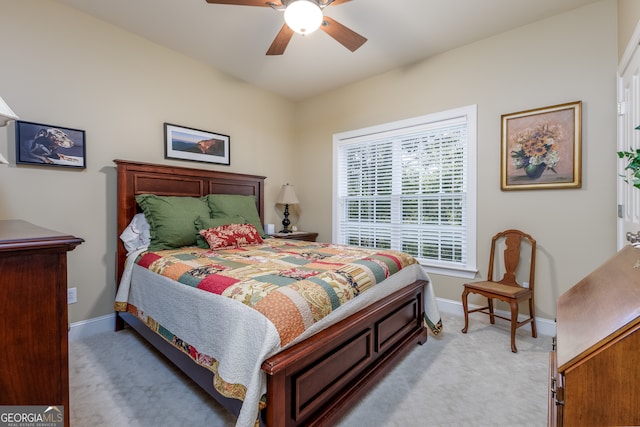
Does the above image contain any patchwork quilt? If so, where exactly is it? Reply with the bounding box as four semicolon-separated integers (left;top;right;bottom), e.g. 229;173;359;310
139;239;425;344
115;239;441;426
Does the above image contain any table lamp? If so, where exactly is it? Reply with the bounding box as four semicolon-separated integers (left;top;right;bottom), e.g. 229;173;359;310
0;95;19;164
276;183;299;233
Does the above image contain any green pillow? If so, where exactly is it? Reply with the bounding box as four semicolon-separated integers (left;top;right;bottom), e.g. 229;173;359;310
194;215;246;248
206;194;266;237
135;194;211;250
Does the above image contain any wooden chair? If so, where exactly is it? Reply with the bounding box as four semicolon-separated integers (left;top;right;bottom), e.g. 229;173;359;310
461;229;537;353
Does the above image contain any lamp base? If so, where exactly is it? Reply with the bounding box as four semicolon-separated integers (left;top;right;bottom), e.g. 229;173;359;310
280;204;292;233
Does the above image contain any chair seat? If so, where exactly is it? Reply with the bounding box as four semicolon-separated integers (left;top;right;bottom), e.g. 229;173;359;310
464;280;531;299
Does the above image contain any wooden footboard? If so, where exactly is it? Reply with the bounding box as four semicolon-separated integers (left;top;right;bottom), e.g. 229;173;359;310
261;279;428;427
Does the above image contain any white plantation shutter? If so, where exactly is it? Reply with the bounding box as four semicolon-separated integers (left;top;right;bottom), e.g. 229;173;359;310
333;105;477;277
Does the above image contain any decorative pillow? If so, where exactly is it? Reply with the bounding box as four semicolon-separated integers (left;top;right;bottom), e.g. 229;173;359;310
135;194;211;250
119;213;151;255
199;223;264;250
206;194;266;237
194;215;246;248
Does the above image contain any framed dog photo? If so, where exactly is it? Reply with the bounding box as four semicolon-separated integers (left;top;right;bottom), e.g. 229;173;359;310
15;120;86;169
164;123;230;166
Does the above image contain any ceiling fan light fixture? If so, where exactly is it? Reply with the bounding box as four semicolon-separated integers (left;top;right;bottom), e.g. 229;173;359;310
284;0;323;35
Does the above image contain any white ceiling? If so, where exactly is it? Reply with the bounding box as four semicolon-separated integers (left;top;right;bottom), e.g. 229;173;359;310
52;0;601;101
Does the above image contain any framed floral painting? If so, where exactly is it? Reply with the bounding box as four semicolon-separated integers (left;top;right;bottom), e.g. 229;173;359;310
501;101;582;190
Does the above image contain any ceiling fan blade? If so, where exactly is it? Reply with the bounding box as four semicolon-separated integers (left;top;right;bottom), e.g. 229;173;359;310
205;0;279;6
325;0;352;6
320;16;367;52
266;24;295;55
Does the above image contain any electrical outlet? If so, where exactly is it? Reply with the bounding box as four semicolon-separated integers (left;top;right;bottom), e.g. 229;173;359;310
67;287;77;304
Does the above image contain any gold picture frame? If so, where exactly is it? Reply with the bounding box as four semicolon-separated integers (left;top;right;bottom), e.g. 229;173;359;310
501;101;582;190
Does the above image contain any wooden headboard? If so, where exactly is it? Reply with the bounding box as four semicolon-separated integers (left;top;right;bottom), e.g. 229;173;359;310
114;159;266;285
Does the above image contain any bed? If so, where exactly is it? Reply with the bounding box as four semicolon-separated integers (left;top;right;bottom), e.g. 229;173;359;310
114;159;442;427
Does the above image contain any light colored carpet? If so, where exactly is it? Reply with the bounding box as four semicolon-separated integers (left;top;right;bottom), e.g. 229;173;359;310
69;310;550;426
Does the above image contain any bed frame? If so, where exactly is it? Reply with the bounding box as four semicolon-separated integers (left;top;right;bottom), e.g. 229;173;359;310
114;159;429;426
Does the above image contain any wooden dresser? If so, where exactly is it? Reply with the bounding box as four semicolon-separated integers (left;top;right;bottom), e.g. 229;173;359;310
548;245;640;427
0;220;83;427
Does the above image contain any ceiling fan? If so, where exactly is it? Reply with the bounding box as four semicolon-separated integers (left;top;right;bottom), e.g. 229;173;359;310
204;0;367;55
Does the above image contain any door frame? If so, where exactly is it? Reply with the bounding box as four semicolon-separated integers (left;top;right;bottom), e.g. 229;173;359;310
617;20;640;249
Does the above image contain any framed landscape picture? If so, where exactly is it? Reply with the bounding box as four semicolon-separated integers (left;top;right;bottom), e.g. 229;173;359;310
15;120;86;169
501;101;582;190
164;123;230;166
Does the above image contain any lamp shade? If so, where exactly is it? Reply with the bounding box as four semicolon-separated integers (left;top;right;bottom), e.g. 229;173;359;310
0;96;19;127
284;0;323;35
276;184;299;205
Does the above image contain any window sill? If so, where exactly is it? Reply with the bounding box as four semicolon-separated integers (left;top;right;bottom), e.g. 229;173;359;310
421;264;478;279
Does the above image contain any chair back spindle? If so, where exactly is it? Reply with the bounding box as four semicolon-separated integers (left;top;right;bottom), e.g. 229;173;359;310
497;233;522;286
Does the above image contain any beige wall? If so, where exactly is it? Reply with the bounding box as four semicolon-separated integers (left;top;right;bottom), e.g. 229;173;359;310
0;1;296;323
0;0;621;324
618;0;640;59
294;0;619;319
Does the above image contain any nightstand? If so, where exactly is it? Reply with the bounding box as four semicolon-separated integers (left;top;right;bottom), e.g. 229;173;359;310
270;231;318;242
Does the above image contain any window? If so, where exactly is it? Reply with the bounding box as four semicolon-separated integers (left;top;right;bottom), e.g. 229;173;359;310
333;105;477;278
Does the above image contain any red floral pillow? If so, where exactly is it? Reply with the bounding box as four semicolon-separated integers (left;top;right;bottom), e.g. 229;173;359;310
199;223;263;249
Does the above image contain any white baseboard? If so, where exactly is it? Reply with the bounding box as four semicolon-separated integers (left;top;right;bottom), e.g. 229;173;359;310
436;297;556;337
69;299;556;342
69;313;116;342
